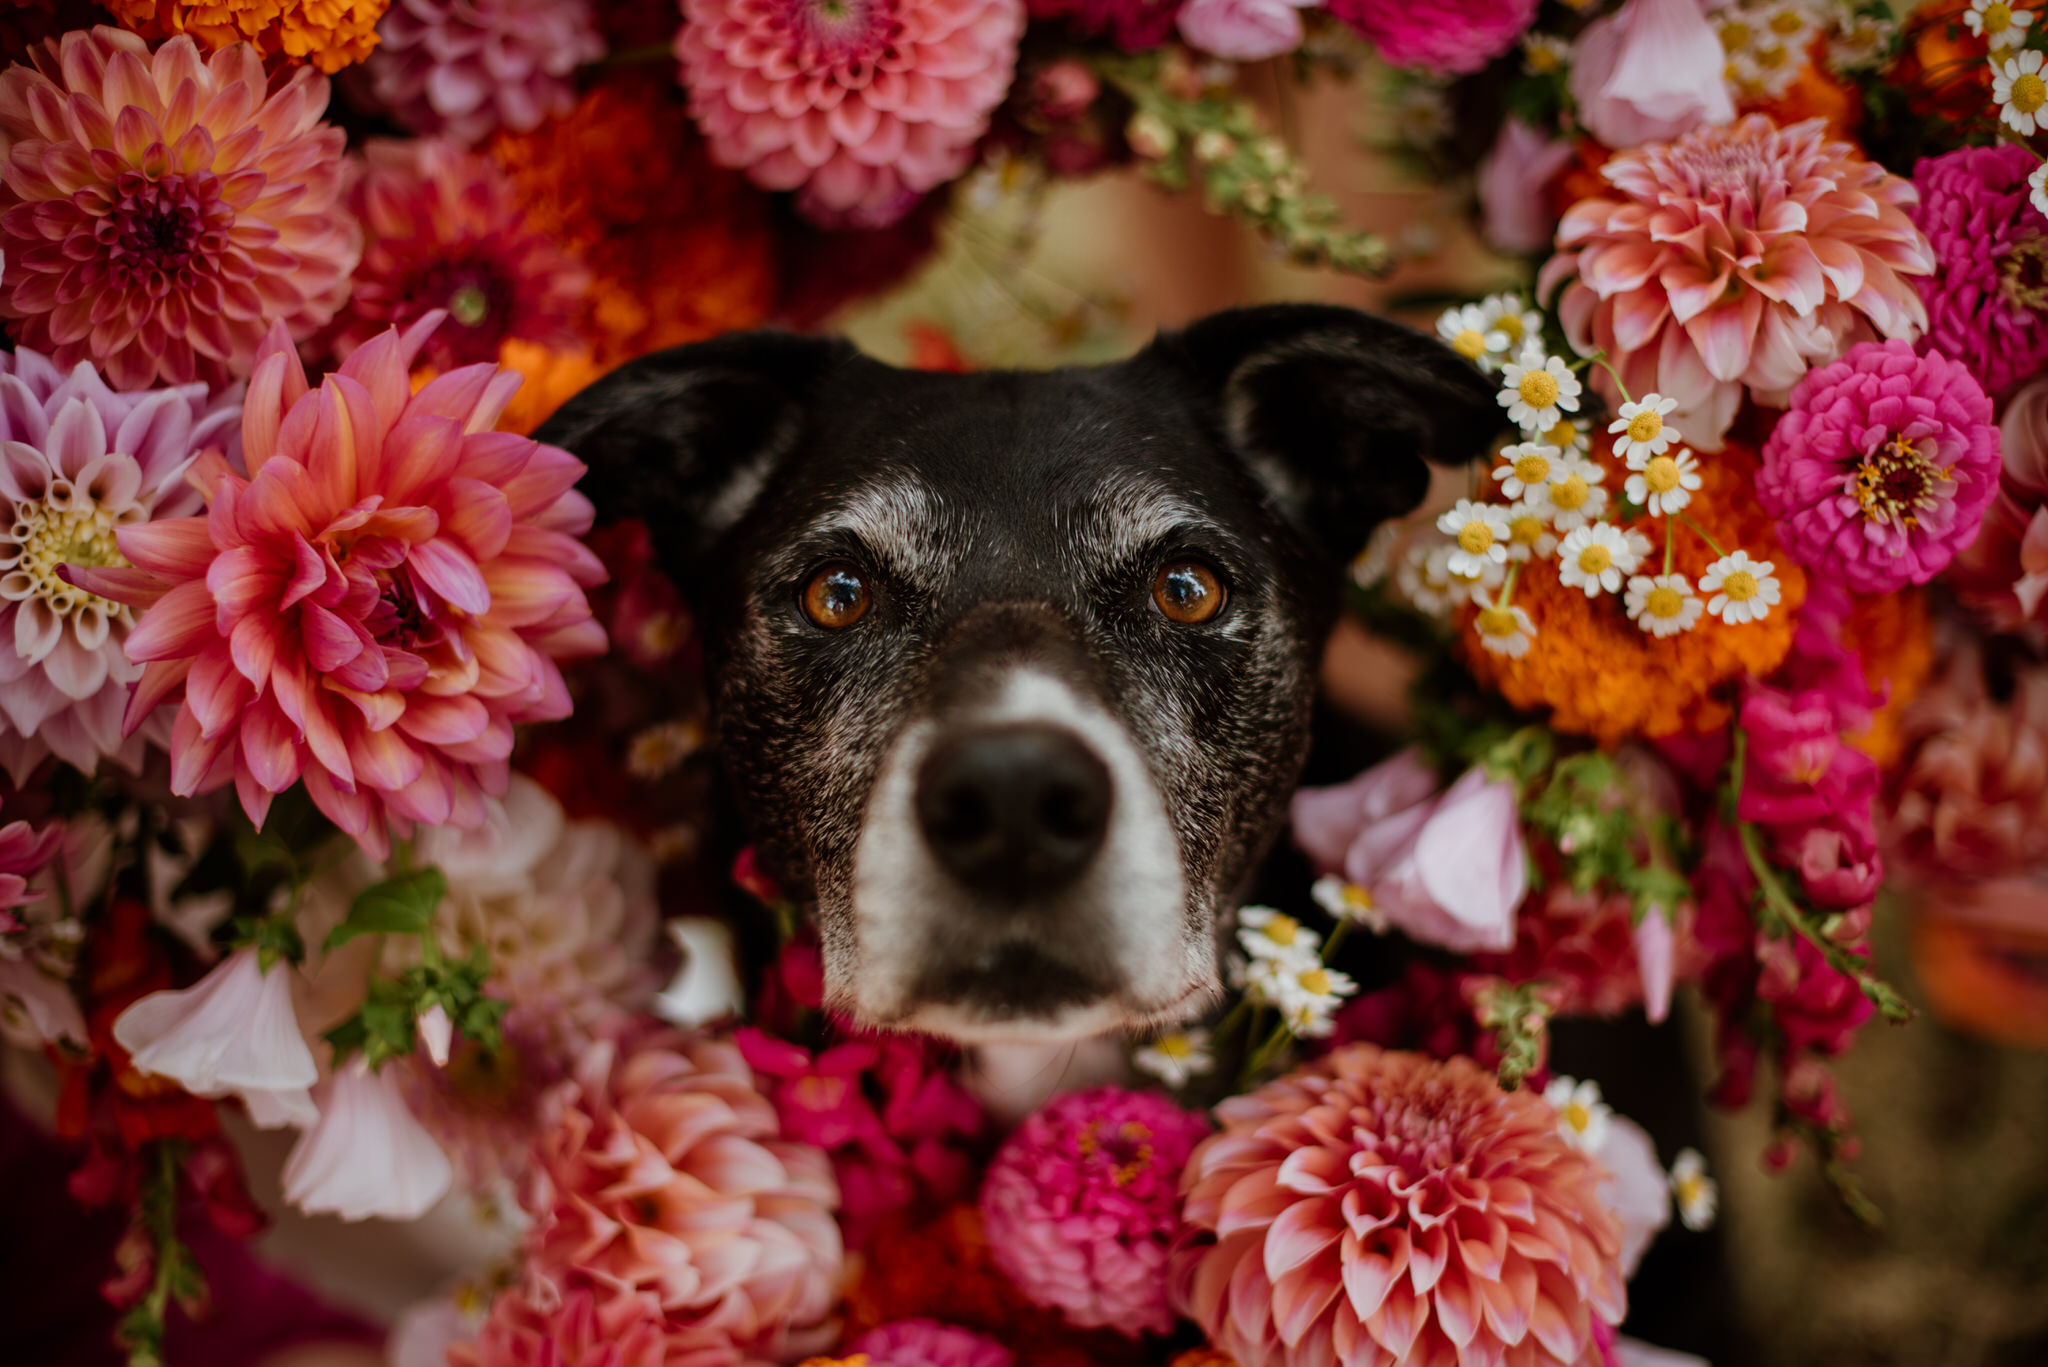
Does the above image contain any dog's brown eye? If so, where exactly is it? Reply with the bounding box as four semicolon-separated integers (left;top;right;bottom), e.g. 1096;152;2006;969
1154;560;1226;624
802;563;870;628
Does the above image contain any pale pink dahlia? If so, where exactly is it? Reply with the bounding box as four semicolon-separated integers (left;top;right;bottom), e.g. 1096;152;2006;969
68;318;608;859
1908;144;2048;398
1172;1044;1627;1367
978;1085;1210;1338
349;0;606;146
1324;0;1536;76
0;28;358;391
849;1319;1014;1367
676;0;1025;228
522;1031;843;1362
1542;116;1934;451
0;350;239;783
1757;339;1999;594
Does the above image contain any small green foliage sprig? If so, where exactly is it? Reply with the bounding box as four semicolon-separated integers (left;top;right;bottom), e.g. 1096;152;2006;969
319;866;508;1069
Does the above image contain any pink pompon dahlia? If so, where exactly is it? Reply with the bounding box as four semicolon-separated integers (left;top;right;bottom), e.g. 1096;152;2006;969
0;28;358;391
0;349;239;783
1909;143;2048;397
676;0;1025;228
1324;0;1536;76
1756;339;2000;594
1172;1044;1627;1367
348;0;606;146
67;317;608;859
319;138;590;373
848;1319;1015;1367
449;1285;733;1367
522;1030;843;1362
1542;116;1934;452
978;1085;1210;1338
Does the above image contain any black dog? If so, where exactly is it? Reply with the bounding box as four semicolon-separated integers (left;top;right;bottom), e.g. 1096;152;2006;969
538;304;1506;1047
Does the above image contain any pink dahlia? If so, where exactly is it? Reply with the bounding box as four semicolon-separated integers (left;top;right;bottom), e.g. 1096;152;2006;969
0;28;358;390
318;139;589;374
1756;339;1999;594
978;1085;1210;1338
848;1319;1014;1367
69;318;608;858
449;1286;734;1367
1172;1044;1627;1367
1324;0;1536;76
0;349;239;783
1028;0;1180;53
1542;116;1934;451
522;1031;843;1361
349;0;606;146
676;0;1025;228
1908;144;2048;397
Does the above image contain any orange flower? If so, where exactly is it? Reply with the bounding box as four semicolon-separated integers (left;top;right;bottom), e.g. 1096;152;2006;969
1460;442;1806;743
103;0;387;71
1893;2;1997;124
494;339;609;436
1846;587;1934;767
1747;36;1862;141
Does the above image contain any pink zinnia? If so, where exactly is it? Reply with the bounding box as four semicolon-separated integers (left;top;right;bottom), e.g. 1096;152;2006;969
1908;144;2048;398
1542;116;1934;451
349;0;607;146
69;318;608;859
849;1319;1014;1367
0;28;359;390
1172;1044;1627;1367
676;0;1025;228
1756;339;1999;594
978;1085;1210;1338
1324;0;1536;76
0;349;239;783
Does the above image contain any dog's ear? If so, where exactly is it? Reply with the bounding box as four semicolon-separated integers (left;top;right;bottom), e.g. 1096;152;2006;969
1155;303;1512;562
535;331;857;590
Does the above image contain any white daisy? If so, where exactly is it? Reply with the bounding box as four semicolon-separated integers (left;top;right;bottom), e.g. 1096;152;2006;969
1498;349;1583;432
1133;1028;1215;1089
1472;588;1537;657
1699;549;1782;624
1237;905;1322;966
1436;499;1513;577
1967;0;2033;51
1523;32;1571;75
1437;303;1506;365
1994;49;2048;136
1351;520;1405;589
1670;1148;1720;1231
1311;874;1387;931
1543;1076;1612;1153
1625;446;1704;516
1502;499;1558;562
1493;441;1561;501
1252;961;1358;1038
1545;465;1610;533
1625;573;1705;637
2031;159;2048;220
1540;415;1594;461
1394;81;1452;148
1557;524;1651;596
1609;393;1681;463
1826;9;1894;72
1476;293;1544;358
1396;542;1463;616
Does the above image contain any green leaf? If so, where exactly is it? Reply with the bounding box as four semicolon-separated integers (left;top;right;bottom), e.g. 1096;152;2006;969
322;867;448;951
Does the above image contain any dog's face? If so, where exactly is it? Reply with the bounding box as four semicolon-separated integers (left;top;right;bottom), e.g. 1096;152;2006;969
539;305;1505;1043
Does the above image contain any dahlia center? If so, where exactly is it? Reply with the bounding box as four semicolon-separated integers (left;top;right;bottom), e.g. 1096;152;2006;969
1518;371;1560;408
785;0;897;64
1644;586;1684;619
446;1036;526;1106
1642;455;1682;494
1626;411;1664;444
1551;475;1591;511
416;261;515;367
1458;522;1496;555
1720;570;1759;602
106;173;222;289
1477;606;1520;637
1848;434;1953;531
1513;452;1551;484
1576;544;1613;575
365;560;455;651
1;499;132;623
2014;72;2047;116
1450;328;1487;359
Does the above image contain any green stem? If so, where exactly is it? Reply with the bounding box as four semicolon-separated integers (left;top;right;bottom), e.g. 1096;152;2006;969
1239;1018;1296;1087
1679;512;1727;558
1320;918;1351;964
1663;517;1675;577
1589;353;1633;406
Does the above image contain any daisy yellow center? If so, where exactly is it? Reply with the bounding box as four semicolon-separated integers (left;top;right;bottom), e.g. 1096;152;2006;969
1576;544;1613;575
1298;968;1332;996
1755;43;1791;70
1497;313;1526;344
1154;1034;1193;1059
1626;410;1665;444
1769;8;1806;36
1477;605;1521;637
1986;3;2014;35
1719;18;1753;48
1340;883;1374;911
1510;514;1546;546
2014;71;2047;115
1;501;131;620
1262;914;1301;946
1513;452;1552;484
1645;585;1685;619
1551;475;1590;511
1526;44;1560;73
1458;521;1497;554
1676;1172;1707;1206
1642;455;1683;494
1565;1101;1593;1131
1451;328;1488;359
1544;418;1581;447
1851;434;1953;530
1517;370;1561;409
1720;569;1760;602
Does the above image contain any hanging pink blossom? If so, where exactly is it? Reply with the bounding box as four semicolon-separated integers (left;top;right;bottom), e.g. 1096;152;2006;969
1568;0;1734;150
1175;0;1312;62
1324;0;1536;74
1478;117;1576;255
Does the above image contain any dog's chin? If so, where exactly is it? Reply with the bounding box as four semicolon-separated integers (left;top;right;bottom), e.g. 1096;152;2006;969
844;970;1222;1047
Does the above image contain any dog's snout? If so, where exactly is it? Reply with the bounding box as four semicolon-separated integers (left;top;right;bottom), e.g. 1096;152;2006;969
914;724;1112;897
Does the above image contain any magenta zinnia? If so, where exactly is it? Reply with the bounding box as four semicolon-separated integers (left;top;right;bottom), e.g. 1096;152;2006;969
69;317;607;858
1325;0;1536;75
1908;143;2048;397
1542;115;1933;451
0;27;359;390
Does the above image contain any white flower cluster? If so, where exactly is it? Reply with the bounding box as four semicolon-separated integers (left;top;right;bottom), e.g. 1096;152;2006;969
1235;904;1358;1038
1717;0;1821;99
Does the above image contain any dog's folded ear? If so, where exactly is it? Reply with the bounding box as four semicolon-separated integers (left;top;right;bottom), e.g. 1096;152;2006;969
534;331;856;590
1155;303;1514;563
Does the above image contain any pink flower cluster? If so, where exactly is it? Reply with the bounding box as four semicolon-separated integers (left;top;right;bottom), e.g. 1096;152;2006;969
1909;144;2048;398
848;1318;1014;1367
1325;0;1536;75
1953;374;2048;629
350;0;606;146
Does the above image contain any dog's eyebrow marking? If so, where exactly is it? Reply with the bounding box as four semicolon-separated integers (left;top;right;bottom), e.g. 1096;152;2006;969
1073;472;1207;569
817;477;957;580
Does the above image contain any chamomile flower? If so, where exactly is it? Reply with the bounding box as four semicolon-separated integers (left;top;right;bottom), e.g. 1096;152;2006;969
1437;303;1506;365
1994;49;2048;136
1670;1148;1719;1230
1626;573;1705;637
1394;81;1452;148
1502;499;1558;562
1493;441;1561;500
1132;1028;1214;1089
1472;587;1537;657
1256;961;1357;1037
1545;463;1610;533
1967;0;2033;51
1625;446;1704;516
1826;8;1894;71
1609;393;1681;462
1351;520;1404;589
1236;905;1321;965
1311;874;1387;931
1523;32;1571;75
1498;349;1582;432
1541;414;1593;460
1542;1076;1612;1153
2031;158;2048;219
1437;499;1512;576
1476;293;1543;357
1396;542;1463;616
1699;550;1781;623
1557;524;1651;596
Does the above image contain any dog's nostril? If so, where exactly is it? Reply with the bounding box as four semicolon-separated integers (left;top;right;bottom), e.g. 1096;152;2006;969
915;723;1113;898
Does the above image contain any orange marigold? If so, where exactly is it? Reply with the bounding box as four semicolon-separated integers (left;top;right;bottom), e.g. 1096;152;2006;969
1847;587;1934;767
495;339;609;436
103;0;386;70
1461;442;1806;743
489;68;776;366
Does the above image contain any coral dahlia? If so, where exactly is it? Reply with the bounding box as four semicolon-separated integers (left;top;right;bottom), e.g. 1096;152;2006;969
0;349;239;783
1908;143;2048;397
675;0;1026;227
1172;1044;1627;1367
0;28;359;390
68;318;608;858
1325;0;1537;76
350;0;606;145
1542;116;1933;451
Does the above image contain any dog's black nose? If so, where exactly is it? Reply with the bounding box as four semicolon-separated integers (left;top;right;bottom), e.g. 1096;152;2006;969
915;724;1113;897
